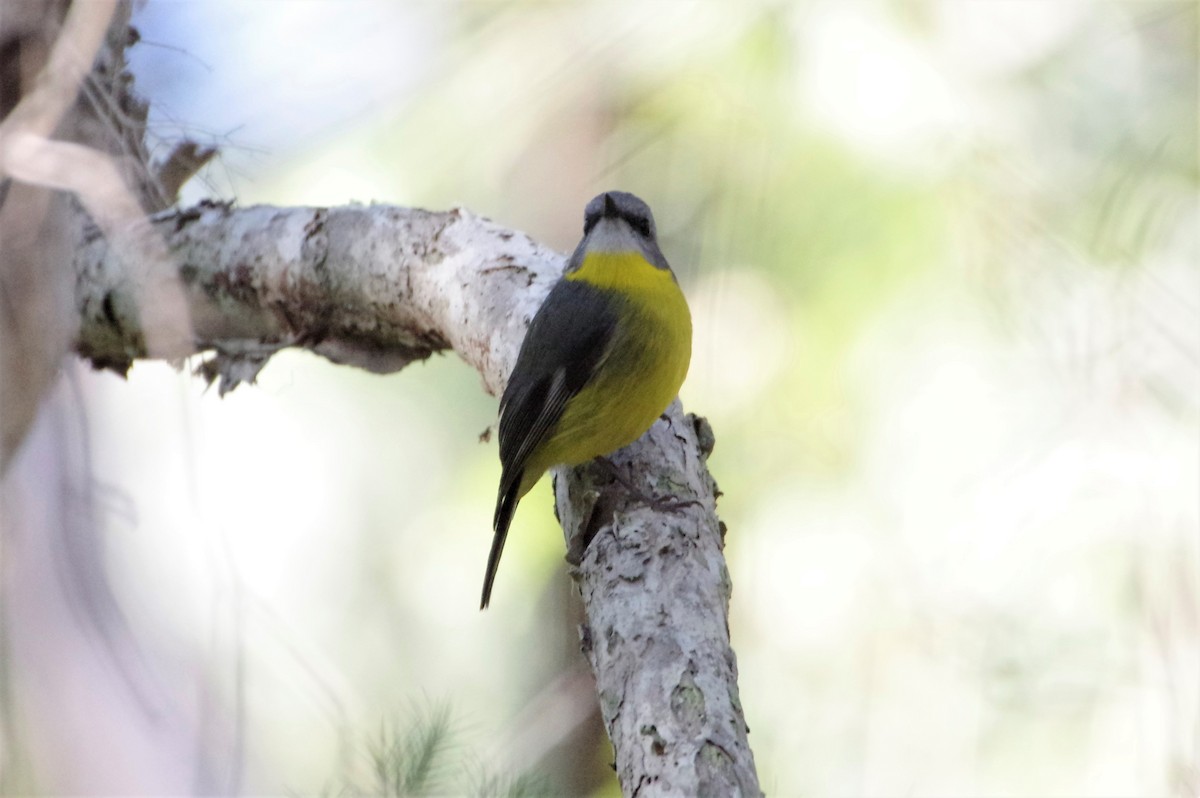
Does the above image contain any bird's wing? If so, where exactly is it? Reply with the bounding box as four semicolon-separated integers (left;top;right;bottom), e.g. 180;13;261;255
496;278;619;497
483;276;619;608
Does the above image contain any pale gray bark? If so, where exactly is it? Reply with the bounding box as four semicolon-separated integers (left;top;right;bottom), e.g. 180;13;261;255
70;199;762;798
2;2;761;794
72;201;562;396
556;405;760;797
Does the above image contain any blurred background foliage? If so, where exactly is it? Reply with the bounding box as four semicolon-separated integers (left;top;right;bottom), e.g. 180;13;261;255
13;0;1196;794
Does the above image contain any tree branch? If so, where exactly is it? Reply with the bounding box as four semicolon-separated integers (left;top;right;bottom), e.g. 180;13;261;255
0;0;117;142
1;4;227;789
0;0;189;469
6;3;761;791
557;407;760;796
73;198;762;796
73;202;561;394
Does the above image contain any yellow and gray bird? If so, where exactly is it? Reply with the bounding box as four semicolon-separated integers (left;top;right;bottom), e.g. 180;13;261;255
481;191;692;608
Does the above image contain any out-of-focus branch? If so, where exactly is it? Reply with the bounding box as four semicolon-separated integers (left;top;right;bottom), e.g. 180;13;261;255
0;2;225;792
0;0;118;473
0;0;116;141
73;200;762;794
1;3;761;793
0;0;190;470
2;369;221;794
0;1;192;352
153;140;216;202
5;133;193;359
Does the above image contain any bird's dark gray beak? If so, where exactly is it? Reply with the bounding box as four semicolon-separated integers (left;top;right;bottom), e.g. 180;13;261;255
602;192;618;217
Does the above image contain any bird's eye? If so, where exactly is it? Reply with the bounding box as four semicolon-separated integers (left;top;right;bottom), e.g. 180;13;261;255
631;216;651;237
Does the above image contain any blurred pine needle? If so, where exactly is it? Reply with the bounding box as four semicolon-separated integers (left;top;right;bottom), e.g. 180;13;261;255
316;701;548;797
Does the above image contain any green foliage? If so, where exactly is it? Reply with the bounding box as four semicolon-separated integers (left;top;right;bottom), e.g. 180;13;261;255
317;702;548;798
368;703;453;796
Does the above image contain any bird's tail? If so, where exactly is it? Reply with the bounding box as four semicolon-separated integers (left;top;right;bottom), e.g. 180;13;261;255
481;469;524;609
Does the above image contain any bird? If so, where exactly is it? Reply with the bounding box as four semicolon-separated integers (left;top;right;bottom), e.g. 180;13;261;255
481;191;693;609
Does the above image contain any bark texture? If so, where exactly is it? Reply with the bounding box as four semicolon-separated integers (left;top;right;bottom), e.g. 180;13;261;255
71;201;762;796
557;405;759;797
72;201;562;394
1;3;762;794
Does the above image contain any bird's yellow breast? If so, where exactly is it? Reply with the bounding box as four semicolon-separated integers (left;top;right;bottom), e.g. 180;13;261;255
565;250;678;294
519;250;692;490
